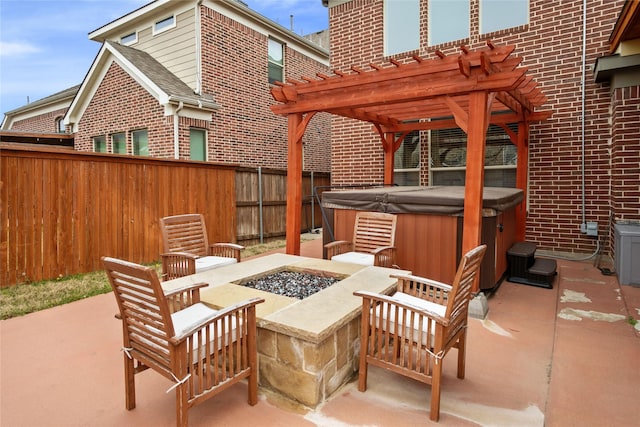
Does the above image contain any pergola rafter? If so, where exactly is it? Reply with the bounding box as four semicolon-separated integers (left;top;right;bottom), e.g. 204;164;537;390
270;42;551;290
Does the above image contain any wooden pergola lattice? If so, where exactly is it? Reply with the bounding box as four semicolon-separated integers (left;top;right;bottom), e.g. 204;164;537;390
270;42;551;288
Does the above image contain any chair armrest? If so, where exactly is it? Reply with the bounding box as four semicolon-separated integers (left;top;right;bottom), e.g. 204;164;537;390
371;246;397;268
390;273;452;305
170;297;265;342
161;252;197;281
324;240;353;258
163;281;208;299
209;243;244;262
164;282;207;313
354;290;448;325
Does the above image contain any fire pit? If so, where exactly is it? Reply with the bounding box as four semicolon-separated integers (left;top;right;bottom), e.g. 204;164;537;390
162;253;406;407
238;268;344;299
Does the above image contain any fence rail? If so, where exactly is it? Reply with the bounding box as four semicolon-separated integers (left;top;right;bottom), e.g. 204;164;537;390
0;145;328;287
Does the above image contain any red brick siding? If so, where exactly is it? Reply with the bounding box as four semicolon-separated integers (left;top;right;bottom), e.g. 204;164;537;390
10;108;67;133
328;0;627;254
75;62;173;156
611;85;640;223
199;7;331;172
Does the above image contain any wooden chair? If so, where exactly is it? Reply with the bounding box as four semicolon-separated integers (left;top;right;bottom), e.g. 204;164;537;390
353;244;487;422
325;211;398;268
160;213;243;280
103;256;264;427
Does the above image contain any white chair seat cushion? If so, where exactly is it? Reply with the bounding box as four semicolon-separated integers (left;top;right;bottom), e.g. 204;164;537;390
195;256;237;273
331;252;375;266
171;302;219;336
171;303;239;361
373;292;447;346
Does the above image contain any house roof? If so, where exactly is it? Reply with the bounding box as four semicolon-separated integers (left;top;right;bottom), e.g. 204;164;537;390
3;85;80;116
89;0;329;60
106;41;217;107
609;0;640;53
65;41;219;130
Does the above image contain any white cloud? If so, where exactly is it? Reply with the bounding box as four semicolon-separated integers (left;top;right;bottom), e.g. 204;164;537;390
0;41;40;57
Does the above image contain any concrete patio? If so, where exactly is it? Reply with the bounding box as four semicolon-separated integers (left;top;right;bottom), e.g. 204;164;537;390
2;235;639;426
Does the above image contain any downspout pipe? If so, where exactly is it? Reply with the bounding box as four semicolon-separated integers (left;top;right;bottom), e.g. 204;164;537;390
173;101;184;159
580;0;587;230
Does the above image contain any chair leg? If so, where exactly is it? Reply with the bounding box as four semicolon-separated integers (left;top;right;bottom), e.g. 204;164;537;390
176;381;189;427
430;361;442;422
247;365;258;405
124;355;136;410
457;333;466;379
357;325;369;392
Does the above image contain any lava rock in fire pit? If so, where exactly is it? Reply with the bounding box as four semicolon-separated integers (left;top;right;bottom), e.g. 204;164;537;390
242;270;340;299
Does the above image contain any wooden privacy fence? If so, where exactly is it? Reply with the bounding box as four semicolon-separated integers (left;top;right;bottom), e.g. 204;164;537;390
235;167;329;245
0;145;328;287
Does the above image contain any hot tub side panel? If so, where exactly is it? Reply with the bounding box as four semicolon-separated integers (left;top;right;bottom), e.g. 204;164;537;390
332;209;459;284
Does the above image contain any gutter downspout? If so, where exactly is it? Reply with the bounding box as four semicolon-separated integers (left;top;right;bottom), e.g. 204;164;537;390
580;0;587;231
173;101;184;159
195;0;203;95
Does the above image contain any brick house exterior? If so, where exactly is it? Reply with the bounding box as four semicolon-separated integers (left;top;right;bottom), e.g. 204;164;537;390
1;85;79;133
324;0;639;258
5;0;331;174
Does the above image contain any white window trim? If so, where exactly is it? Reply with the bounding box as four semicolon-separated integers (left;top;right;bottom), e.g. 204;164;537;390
153;15;176;35
268;37;285;84
120;31;138;45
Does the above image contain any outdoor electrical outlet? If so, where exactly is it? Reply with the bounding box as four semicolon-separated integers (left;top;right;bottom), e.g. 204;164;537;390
582;221;598;237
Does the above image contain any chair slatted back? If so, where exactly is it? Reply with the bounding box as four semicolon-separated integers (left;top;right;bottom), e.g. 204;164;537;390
103;257;175;376
160;214;209;258
444;244;486;342
352;211;397;254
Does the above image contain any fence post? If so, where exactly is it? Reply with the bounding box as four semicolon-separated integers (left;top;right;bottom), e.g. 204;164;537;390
258;167;264;244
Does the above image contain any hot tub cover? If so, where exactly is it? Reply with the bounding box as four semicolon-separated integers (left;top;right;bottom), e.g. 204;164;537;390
321;186;523;215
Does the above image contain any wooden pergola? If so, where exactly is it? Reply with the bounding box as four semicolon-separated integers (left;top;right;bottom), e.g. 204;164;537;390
270;42;551;277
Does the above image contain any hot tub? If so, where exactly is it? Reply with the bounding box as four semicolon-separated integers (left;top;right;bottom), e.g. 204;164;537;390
321;186;524;290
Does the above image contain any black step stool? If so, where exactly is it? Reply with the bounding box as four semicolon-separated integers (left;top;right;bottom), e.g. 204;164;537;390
507;241;557;289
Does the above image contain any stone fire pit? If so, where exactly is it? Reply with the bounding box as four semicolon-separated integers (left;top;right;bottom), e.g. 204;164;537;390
161;253;407;407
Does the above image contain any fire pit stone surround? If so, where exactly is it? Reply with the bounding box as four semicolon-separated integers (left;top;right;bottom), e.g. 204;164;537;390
162;253;408;407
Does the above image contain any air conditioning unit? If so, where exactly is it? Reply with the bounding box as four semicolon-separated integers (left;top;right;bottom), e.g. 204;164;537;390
614;224;640;286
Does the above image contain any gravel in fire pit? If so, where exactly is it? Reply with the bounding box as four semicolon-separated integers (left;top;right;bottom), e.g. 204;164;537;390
242;270;340;299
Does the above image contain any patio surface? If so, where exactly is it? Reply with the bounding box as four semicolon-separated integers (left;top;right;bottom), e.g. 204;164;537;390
2;233;639;426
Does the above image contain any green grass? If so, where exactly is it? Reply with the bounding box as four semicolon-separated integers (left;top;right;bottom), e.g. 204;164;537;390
0;238;297;320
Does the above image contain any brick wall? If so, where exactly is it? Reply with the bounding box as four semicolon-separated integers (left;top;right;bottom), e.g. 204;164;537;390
10;108;67;133
611;85;640;223
199;6;331;173
328;0;627;255
75;62;173;155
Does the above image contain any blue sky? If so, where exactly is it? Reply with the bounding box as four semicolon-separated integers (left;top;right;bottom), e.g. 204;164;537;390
0;0;329;114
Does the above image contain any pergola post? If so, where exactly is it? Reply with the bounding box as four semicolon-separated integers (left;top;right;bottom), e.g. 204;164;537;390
462;91;490;293
515;121;529;241
383;132;395;185
286;113;303;255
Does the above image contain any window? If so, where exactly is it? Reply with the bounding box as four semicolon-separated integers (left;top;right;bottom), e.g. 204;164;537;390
428;0;470;46
120;31;137;45
394;130;421;186
430;125;517;187
154;15;175;34
480;0;528;34
55;117;65;133
384;0;420;56
132;130;148;156
93;135;106;153
112;133;127;154
268;38;284;84
189;128;206;161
